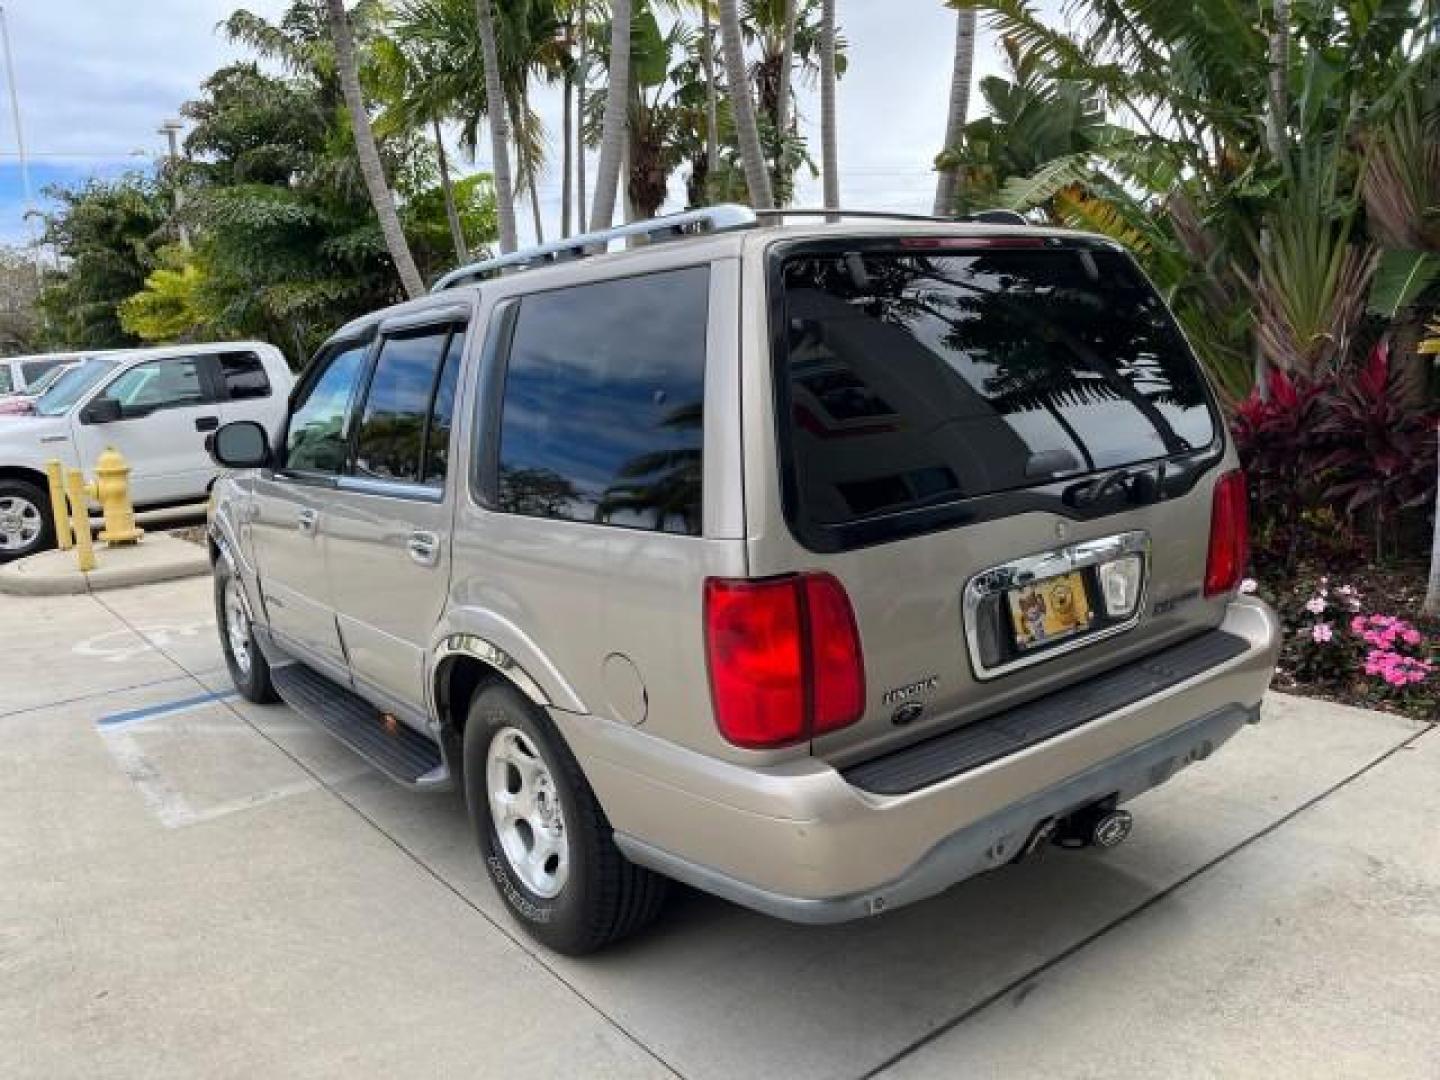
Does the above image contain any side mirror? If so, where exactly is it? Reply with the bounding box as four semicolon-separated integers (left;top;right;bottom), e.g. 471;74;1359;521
81;397;123;425
210;420;271;469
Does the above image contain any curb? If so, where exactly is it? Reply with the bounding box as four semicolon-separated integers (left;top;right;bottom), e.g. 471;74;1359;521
0;535;211;596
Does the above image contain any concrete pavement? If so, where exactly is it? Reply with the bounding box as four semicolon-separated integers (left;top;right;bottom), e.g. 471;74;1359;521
1;577;1435;1079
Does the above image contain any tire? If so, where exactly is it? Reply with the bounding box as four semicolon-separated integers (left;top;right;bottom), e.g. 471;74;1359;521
214;561;278;704
0;478;55;562
464;683;668;955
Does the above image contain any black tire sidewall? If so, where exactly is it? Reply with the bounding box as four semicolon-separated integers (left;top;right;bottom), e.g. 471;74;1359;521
212;562;273;703
463;685;598;950
0;479;54;560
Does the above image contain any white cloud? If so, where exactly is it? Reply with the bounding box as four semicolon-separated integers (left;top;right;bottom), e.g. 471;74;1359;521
0;0;1055;249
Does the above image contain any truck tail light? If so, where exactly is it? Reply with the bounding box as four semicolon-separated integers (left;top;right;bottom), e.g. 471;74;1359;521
1204;470;1250;597
703;573;866;748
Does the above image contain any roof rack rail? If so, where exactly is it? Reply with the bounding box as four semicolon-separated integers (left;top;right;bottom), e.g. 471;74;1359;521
753;208;956;223
752;207;1030;226
430;203;757;292
960;208;1029;225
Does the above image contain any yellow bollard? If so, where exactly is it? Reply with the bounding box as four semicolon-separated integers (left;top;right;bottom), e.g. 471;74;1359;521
64;468;96;572
87;447;144;546
43;459;73;551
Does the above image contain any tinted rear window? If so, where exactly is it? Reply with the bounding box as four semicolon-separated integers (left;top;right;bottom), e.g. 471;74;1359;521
220;351;271;399
496;267;709;535
778;246;1215;528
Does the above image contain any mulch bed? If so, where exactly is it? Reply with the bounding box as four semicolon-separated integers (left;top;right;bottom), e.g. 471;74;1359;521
1258;558;1439;721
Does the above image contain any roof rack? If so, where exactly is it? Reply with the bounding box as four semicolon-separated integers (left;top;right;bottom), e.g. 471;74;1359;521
753;207;1030;226
753;208;956;223
430;203;757;292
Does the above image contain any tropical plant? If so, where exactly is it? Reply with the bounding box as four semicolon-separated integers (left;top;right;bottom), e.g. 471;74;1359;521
323;0;425;297
718;0;773;208
1315;342;1437;561
473;0;519;251
933;6;977;215
36;174;168;349
0;246;45;354
818;0;837;212
590;0;634;229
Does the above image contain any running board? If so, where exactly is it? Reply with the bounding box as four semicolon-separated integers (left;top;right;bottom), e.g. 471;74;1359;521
270;662;449;790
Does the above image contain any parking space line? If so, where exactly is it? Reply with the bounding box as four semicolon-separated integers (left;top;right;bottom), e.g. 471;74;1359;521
97;689;238;730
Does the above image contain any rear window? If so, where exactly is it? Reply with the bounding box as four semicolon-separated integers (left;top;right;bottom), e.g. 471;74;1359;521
219;351;271;399
777;244;1215;532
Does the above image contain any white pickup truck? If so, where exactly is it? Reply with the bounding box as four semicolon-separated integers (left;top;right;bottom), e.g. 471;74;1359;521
0;342;292;559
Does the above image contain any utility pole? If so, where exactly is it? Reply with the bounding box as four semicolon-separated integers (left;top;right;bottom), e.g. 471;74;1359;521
0;5;41;264
159;118;190;250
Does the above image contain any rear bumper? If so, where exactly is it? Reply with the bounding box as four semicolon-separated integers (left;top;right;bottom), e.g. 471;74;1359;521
557;596;1280;924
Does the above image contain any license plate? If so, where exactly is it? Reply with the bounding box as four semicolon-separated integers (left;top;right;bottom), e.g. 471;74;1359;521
1007;570;1095;651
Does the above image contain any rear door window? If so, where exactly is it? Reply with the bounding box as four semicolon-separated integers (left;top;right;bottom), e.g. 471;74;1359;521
495;266;710;535
351;328;455;485
219;351;272;400
777;244;1215;531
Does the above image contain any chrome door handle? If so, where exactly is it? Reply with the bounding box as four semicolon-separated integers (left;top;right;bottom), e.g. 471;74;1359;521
297;508;318;535
407;530;440;566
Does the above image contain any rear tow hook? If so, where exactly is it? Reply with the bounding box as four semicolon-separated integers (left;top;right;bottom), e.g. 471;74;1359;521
1053;801;1134;851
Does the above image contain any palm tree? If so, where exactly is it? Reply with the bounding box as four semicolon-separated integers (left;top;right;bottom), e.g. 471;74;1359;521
576;0;589;230
474;0;519;252
1264;0;1289;161
322;0;425;297
590;0;633;230
718;0;774;207
932;7;977;215
773;0;797;176
818;0;837;213
701;3;719;181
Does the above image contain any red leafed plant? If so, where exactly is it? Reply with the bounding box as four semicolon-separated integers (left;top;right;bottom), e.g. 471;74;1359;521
1314;341;1438;559
1232;341;1438;570
1231;366;1338;568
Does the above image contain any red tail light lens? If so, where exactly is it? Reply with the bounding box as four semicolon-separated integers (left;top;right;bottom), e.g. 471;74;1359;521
803;574;866;734
1204;470;1250;596
703;573;866;748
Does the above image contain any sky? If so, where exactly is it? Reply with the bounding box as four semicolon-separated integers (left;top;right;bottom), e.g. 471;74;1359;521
0;0;1043;252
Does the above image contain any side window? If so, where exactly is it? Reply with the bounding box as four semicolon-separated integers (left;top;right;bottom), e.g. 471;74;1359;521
352;328;454;484
0;366;13;394
285;342;368;473
101;358;208;415
496;266;709;535
219;351;271;400
22;359;63;385
423;332;463;486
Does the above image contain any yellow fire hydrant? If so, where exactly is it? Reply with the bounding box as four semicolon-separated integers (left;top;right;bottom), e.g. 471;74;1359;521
86;447;144;546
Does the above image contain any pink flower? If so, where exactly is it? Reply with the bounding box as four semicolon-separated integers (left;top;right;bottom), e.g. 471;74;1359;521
1310;623;1333;644
1350;616;1366;633
1305;597;1327;615
1401;628;1422;646
1364;649;1434;688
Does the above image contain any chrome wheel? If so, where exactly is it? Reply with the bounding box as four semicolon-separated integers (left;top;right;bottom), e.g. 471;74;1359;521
0;494;42;553
223;576;252;676
486;726;569;898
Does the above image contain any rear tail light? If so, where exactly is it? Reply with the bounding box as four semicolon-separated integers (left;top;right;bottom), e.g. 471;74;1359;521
703;573;866;749
1204;470;1250;596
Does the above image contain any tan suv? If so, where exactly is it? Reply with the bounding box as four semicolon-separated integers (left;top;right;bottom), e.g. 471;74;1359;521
207;206;1280;955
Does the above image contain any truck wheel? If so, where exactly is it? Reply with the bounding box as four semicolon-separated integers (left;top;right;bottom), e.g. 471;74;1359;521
464;683;668;955
0;479;54;561
214;562;277;704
